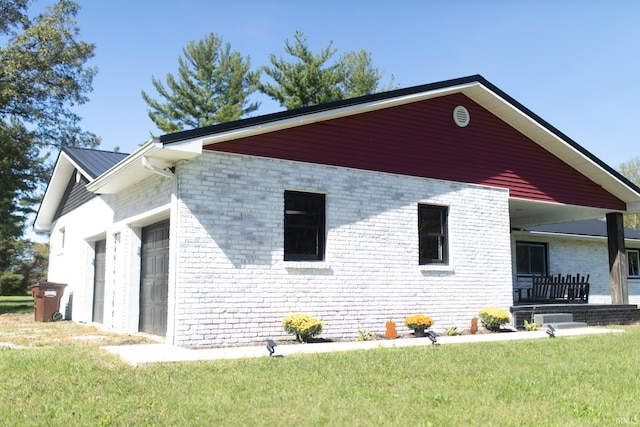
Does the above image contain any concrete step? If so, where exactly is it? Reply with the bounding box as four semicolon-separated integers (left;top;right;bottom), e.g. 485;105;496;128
550;321;588;329
534;313;588;329
534;313;574;325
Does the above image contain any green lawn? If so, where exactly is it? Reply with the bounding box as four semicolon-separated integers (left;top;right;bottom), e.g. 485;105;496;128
1;321;639;426
0;295;33;315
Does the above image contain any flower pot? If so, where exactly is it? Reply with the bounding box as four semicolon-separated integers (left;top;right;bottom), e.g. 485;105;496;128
414;328;426;337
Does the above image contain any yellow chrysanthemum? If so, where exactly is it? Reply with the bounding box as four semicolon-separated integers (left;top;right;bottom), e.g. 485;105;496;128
404;314;434;330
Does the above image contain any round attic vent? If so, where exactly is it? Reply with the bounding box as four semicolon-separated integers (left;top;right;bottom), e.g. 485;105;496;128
453;105;470;127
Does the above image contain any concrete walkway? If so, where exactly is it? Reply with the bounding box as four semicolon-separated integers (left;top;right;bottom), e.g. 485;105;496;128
102;327;624;366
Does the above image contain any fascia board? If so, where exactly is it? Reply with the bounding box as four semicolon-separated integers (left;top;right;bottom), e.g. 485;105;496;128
465;84;640;206
86;140;201;194
178;84;477;148
34;152;76;232
85;141;160;193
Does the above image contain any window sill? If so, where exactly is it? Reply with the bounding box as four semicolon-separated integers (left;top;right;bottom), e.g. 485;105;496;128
419;264;454;273
283;261;331;270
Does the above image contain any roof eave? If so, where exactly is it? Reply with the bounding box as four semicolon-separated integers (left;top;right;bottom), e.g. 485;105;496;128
34;150;91;232
86;139;201;194
162;75;640;209
460;81;640;208
513;229;640;244
161;80;482;151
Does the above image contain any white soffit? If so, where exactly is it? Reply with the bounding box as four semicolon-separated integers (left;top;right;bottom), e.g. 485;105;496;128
86;140;200;194
463;84;640;205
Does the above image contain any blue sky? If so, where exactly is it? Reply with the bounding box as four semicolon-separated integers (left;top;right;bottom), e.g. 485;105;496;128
66;0;640;169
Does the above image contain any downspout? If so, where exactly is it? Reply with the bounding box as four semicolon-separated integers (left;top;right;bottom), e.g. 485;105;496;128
142;156;179;345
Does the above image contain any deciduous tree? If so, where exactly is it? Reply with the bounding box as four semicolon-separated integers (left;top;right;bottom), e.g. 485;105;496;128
0;0;96;278
0;240;48;295
619;157;640;229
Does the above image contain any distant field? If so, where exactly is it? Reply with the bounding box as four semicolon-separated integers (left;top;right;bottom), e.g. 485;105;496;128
0;295;33;315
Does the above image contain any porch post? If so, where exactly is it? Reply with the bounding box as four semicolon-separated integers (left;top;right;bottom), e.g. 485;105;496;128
606;212;629;304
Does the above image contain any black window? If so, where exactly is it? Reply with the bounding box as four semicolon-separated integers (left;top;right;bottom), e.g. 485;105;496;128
418;205;448;264
284;191;325;261
515;242;548;275
628;249;639;278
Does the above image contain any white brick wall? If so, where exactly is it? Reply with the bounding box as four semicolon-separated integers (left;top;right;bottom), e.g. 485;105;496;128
513;235;640;305
47;174;172;332
50;149;637;348
173;152;513;347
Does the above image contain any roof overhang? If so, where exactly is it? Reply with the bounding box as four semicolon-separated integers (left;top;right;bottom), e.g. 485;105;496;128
161;75;640;216
512;227;640;244
86;139;201;194
36;76;640;233
34;150;101;232
509;198;611;229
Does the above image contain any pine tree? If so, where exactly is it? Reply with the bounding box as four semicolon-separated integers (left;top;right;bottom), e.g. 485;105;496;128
142;33;259;134
259;31;393;110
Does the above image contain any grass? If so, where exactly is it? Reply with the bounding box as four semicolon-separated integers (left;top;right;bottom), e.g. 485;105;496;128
0;295;34;315
1;315;639;426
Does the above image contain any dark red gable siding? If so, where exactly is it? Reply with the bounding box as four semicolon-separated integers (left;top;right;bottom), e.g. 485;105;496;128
205;93;625;211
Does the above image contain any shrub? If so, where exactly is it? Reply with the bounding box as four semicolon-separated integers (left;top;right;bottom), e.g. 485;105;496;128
524;319;539;331
478;307;511;332
404;314;434;330
357;324;375;341
282;313;324;342
445;326;460;336
0;272;25;296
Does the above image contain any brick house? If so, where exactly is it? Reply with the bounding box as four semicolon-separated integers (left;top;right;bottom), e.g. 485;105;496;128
35;75;640;346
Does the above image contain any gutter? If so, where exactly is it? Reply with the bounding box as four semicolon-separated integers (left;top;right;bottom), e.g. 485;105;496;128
86;140;159;193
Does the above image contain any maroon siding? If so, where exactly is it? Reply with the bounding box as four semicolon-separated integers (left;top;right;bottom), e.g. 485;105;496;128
205;93;625;211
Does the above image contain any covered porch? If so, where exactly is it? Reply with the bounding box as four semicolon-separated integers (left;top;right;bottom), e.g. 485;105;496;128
509;197;638;307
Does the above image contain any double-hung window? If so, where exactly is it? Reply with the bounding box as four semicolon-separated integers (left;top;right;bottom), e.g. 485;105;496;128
284;191;325;261
515;242;548;276
418;204;448;264
628;249;639;278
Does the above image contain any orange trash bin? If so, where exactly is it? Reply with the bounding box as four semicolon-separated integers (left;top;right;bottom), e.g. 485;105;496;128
29;281;67;322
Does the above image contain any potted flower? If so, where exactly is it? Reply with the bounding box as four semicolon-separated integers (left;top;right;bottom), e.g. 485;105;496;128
404;314;434;337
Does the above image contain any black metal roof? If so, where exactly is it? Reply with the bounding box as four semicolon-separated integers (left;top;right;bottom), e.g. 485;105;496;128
62;146;129;179
157;74;640;196
159;75;486;145
523;219;640;240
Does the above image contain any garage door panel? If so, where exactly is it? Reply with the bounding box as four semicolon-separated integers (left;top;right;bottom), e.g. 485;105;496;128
139;220;169;336
92;239;106;323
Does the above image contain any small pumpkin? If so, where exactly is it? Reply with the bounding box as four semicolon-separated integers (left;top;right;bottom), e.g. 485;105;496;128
385;320;398;339
470;317;478;334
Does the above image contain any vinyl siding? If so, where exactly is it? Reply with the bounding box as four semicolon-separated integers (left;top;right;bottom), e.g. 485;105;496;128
205;93;624;211
53;171;96;221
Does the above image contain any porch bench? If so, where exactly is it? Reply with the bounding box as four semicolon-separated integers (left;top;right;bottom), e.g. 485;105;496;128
517;274;589;303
